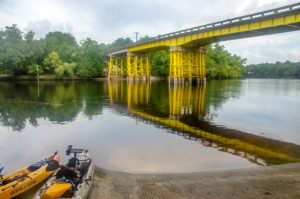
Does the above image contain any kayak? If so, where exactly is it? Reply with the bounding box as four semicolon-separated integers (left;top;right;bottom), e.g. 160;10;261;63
34;146;94;199
0;152;60;199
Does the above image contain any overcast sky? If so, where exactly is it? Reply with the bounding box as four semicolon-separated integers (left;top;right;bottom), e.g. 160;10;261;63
0;0;299;64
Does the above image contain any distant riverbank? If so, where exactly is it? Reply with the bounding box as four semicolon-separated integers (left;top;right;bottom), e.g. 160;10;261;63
1;74;299;82
0;74;106;81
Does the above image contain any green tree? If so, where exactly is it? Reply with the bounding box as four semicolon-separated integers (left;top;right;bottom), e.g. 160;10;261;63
106;37;134;50
246;61;300;77
27;64;44;75
43;31;78;63
76;38;106;78
0;24;27;74
24;30;35;42
206;44;246;79
43;51;62;73
150;50;170;77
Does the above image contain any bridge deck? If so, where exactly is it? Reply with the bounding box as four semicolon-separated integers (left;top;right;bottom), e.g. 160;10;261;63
108;3;300;55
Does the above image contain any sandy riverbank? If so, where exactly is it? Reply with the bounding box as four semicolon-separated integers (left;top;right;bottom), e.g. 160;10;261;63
89;163;300;199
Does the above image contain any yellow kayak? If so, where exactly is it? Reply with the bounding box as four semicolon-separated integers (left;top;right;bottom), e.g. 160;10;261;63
0;153;60;199
35;146;94;199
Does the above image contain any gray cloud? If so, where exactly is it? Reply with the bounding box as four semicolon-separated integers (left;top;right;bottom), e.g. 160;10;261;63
24;20;73;39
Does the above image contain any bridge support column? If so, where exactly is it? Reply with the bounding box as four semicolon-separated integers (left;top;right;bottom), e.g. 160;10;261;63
107;55;127;79
127;52;150;82
169;46;206;85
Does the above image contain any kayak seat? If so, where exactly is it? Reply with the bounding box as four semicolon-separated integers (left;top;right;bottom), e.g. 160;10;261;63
28;160;48;171
77;161;91;178
46;160;60;172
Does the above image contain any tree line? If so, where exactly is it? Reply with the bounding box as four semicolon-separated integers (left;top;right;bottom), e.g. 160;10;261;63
0;24;106;78
2;24;285;79
245;61;300;77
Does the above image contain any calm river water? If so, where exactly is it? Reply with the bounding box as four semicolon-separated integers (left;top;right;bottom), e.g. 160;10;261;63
0;79;299;174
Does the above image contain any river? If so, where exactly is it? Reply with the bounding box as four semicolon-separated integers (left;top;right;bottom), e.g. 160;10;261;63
0;78;299;174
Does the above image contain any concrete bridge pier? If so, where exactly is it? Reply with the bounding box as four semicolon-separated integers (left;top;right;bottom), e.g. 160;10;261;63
107;55;127;80
169;46;207;86
107;52;151;82
127;52;151;82
196;77;206;86
168;77;184;85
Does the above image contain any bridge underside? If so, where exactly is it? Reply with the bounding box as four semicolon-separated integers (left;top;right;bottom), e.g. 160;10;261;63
185;21;300;47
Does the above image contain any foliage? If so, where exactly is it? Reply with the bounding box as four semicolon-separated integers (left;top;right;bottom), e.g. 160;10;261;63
2;25;288;80
245;61;300;77
43;32;78;63
150;50;170;77
0;24;106;78
138;35;153;42
76;38;106;78
0;24;26;74
43;51;62;73
206;44;246;79
27;64;44;75
54;62;77;77
106;37;134;50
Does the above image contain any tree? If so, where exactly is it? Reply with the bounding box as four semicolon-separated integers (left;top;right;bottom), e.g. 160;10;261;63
245;61;300;77
138;35;153;42
206;44;246;79
43;31;78;63
25;30;35;42
106;37;134;50
43;51;62;73
76;38;106;78
0;24;27;74
27;64;44;75
4;24;23;42
150;50;170;77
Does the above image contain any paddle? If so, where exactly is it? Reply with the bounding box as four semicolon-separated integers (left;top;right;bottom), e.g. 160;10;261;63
0;165;4;180
0;165;3;174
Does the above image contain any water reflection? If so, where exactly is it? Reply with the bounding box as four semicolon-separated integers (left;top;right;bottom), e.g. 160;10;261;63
0;80;299;174
0;81;105;131
107;80;300;166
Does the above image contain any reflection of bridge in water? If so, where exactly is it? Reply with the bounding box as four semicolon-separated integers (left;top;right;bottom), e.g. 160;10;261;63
107;80;300;166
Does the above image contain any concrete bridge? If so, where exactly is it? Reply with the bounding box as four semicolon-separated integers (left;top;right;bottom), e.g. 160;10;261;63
107;3;300;84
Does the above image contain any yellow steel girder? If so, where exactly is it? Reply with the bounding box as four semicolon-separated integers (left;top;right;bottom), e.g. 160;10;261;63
129;12;300;52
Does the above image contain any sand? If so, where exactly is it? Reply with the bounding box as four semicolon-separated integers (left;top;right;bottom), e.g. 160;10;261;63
89;163;300;199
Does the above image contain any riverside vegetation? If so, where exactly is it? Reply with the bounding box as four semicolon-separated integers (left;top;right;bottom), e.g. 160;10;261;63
1;24;299;79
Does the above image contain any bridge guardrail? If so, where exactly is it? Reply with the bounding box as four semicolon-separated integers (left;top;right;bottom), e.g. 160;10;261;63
107;2;300;53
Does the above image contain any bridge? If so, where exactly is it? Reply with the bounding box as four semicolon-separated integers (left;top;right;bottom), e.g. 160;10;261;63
107;3;300;84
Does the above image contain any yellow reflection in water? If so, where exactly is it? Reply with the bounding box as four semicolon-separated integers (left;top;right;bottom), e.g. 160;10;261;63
107;80;300;166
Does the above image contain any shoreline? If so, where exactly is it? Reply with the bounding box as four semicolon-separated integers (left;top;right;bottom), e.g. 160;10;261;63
0;75;299;82
0;75;166;81
90;163;300;199
0;74;106;81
